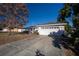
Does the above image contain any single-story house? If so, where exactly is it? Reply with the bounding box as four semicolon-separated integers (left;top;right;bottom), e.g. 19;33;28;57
30;23;67;35
2;28;26;32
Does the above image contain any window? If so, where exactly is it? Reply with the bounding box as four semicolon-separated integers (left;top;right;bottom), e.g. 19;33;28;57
50;27;52;29
51;27;53;29
53;26;59;29
54;27;56;29
46;26;48;29
41;26;44;29
56;27;59;29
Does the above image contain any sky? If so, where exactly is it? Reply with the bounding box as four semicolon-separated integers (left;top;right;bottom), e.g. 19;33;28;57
26;3;64;27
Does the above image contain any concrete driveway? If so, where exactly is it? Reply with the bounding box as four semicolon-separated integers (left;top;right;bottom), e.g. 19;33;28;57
0;35;64;56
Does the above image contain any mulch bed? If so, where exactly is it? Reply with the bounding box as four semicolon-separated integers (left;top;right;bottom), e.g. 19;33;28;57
63;48;76;56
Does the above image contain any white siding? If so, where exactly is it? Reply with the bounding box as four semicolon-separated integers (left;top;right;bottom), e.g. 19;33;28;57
2;29;9;32
35;26;65;35
18;29;25;32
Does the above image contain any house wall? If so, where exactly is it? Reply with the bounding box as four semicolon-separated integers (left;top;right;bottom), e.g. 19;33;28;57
35;26;65;35
2;29;9;32
12;28;25;32
2;28;26;32
18;29;25;32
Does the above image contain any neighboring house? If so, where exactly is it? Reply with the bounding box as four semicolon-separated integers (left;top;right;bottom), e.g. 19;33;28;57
30;23;67;35
2;28;9;32
2;28;26;32
11;28;26;32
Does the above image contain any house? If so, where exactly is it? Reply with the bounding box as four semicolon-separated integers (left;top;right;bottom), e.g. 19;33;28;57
2;28;26;32
2;24;26;32
30;23;67;35
11;28;26;32
2;28;9;32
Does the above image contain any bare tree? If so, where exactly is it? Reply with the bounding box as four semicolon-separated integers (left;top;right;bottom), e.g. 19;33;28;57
0;3;28;31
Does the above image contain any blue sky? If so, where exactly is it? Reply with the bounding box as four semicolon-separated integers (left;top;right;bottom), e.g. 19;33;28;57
26;3;64;27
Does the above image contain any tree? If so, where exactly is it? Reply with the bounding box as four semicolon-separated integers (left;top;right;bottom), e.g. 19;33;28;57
58;4;79;50
0;19;6;30
0;3;28;31
71;4;79;29
58;4;79;29
57;4;71;23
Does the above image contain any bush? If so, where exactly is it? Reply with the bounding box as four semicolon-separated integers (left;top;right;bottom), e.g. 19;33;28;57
33;30;39;35
22;31;29;34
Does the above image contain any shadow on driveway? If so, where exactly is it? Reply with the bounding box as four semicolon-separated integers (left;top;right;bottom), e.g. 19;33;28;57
35;49;45;56
48;30;65;49
48;34;61;49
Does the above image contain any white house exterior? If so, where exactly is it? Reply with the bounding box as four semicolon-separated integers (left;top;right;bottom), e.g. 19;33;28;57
17;29;26;32
33;23;67;35
2;28;26;32
2;28;9;32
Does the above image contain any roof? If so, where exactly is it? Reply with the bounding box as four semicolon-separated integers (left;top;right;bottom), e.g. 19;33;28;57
36;22;67;26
